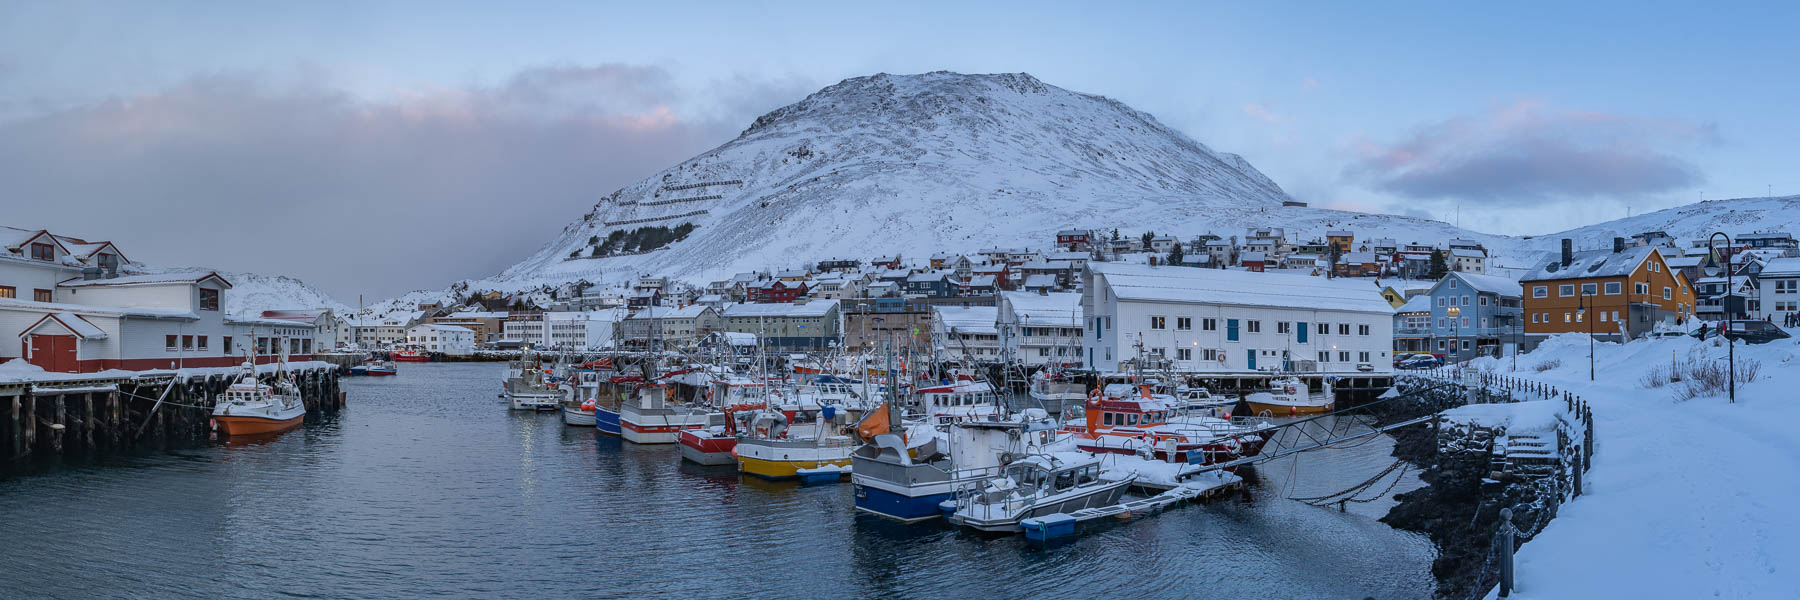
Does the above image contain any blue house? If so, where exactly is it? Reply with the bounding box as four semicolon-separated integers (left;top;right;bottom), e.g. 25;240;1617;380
905;270;957;298
1424;272;1523;361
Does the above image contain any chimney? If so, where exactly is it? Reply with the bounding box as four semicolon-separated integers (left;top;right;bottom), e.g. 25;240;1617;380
1561;239;1573;267
1613;237;1626;254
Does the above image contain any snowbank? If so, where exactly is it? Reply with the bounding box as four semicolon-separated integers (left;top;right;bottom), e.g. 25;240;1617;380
1470;331;1800;598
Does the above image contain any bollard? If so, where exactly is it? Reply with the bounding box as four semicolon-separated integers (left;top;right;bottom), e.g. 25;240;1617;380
1499;507;1516;598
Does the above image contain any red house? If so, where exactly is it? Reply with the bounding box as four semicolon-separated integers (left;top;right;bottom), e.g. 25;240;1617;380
748;280;808;303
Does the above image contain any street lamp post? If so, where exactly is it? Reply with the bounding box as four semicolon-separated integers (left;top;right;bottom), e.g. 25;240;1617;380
1448;305;1461;368
1580;291;1594;381
1709;232;1735;403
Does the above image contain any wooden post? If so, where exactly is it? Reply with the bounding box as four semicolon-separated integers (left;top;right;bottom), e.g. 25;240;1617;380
84;392;96;451
9;394;19;460
51;393;65;455
1499;507;1517;597
23;391;36;457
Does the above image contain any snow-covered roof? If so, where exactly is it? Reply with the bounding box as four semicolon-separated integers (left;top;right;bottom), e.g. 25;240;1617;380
1091;262;1394;314
1521;246;1657;283
1001;291;1081;327
1205;240;1232;247
1448;272;1523;297
933;306;998;335
1240;251;1267;262
23;312;108;340
1022;273;1057;288
907;270;953;283
967;274;998;287
696;294;726;303
444;311;508;319
1343;251;1377;264
1045;251;1088;261
414;323;473;333
1663;256;1703;269
721;300;839;318
640;304;712;319
59;271;233;289
1759;257;1800;277
1396;295;1433;314
0;297;196;320
1451;248;1485;258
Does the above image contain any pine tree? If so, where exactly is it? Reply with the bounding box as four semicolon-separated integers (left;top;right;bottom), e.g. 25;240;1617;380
1428;249;1449;279
1168;242;1185;266
1141;231;1155;250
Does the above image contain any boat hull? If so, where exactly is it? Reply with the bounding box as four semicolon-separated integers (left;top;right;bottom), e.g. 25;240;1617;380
736;452;853;479
853;483;953;522
1244;400;1334;416
677;431;738;465
392;354;430;363
365;369;396;377
562;406;596;427
950;478;1135;533
212;413;304;436
595;407;622;435
620;419;705;444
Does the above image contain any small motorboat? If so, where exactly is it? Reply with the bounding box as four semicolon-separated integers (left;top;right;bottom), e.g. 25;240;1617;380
1242;376;1334;416
946;453;1136;533
211;363;306;437
391;345;431;363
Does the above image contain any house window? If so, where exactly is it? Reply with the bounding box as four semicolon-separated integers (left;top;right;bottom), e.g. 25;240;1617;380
1564;312;1571;323
1560;284;1575;297
181;335;194;350
198;336;208;350
1317;351;1329;362
1437;297;1446;307
1202;318;1216;331
1479;296;1489;306
1358;324;1371;335
1437;318;1445;328
30;243;53;261
1176;317;1192;330
1247;320;1261;333
34;289;51;303
1581;283;1598;296
1605;282;1622;295
166;335;177;351
1359;351;1370;362
1449;280;1458;289
1150;316;1166;330
1663;287;1672;300
199;288;220;311
1177;348;1192;361
1338;351;1350;362
1277;322;1290;334
1533;286;1547;298
1338;323;1350;335
0;286;12;298
1636;282;1650;295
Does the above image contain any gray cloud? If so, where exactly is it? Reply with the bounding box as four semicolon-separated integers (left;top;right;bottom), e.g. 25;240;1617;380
0;65;809;301
1345;100;1713;204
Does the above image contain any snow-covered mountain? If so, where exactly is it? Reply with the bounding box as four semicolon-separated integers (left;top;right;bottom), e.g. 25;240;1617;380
382;70;1795;309
488;71;1419;288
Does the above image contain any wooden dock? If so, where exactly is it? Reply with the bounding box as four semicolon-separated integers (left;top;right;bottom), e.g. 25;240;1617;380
3;362;343;464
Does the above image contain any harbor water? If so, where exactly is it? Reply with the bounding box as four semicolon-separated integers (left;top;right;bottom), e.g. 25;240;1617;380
0;363;1435;599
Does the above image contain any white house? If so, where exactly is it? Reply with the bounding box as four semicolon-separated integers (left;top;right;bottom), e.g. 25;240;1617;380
1756;257;1800;319
1082;262;1395;373
407;323;474;355
997;291;1082;367
503;309;623;350
931;305;1000;361
1451;248;1488;274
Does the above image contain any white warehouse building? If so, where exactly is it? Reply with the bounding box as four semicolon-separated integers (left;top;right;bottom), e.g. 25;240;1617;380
997;291;1083;367
407;323;475;355
1082;263;1396;374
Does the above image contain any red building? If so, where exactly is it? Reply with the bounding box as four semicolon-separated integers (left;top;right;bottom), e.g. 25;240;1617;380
748;280;808;303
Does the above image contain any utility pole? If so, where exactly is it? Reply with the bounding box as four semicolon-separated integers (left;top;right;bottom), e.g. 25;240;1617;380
1709;232;1735;403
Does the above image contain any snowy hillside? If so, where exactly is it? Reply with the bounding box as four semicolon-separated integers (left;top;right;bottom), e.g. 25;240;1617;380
484;71;1495;289
1532;194;1800;255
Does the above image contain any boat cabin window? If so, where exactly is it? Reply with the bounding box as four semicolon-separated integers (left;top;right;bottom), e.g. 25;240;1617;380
1077;466;1098;485
1127;413;1139;426
1053;469;1076;492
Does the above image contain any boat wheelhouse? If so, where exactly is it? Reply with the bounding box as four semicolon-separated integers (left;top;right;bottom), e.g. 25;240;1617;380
1064;384;1274;467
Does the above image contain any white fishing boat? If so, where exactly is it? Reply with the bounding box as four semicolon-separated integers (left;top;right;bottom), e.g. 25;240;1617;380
1243;376;1334;416
503;350;563;411
211;363;306;437
619;382;709;444
560;370;602;426
946;452;1136;533
913;376;1002;426
1027;369;1087;415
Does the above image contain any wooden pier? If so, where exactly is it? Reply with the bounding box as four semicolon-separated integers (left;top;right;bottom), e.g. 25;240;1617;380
3;362;343;464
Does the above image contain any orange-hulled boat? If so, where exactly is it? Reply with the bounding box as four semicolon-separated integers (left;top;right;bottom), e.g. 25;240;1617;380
211;364;306;436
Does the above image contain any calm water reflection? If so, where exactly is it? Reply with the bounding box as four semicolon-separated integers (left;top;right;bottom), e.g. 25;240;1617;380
0;363;1433;599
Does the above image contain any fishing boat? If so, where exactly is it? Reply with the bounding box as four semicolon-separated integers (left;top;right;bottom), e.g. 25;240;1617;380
677;377;766;465
945;453;1136;533
364;360;397;376
1242;376;1334;416
1027;369;1088;415
391;345;430;363
503;350;564;411
618;382;709;444
1065;383;1275;467
593;375;635;435
913;376;1002;426
560;370;602;427
734;397;861;479
211;363;306;436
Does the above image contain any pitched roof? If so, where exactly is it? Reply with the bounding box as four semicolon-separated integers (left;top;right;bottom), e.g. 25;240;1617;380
1092;262;1394;314
721;300;839;318
1520;246;1657;283
1760;257;1800;277
1001;291;1081;327
1447;272;1523;297
58;270;233;289
21;312;108;340
1022;273;1057;288
932;306;998;335
1396;295;1433;314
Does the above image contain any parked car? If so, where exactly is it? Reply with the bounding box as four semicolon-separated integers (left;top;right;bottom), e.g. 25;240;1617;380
1693;320;1792;344
1397;354;1442;370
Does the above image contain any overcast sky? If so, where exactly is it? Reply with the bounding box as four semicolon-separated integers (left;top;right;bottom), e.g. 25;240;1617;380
3;1;1795;300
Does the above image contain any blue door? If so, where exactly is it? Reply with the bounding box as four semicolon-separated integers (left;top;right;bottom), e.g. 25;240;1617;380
1297;322;1308;343
1227;319;1239;341
1246;349;1256;370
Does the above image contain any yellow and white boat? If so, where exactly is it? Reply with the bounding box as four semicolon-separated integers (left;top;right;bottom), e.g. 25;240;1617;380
733;399;860;480
1242;376;1335;416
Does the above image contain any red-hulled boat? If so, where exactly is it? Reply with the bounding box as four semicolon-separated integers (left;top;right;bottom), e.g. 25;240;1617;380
391;345;430;363
677;377;767;465
1062;383;1275;468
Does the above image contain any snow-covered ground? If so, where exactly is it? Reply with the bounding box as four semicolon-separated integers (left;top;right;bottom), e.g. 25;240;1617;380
1464;333;1800;598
